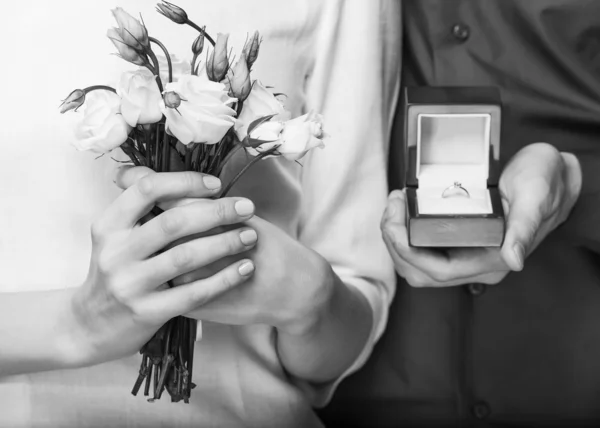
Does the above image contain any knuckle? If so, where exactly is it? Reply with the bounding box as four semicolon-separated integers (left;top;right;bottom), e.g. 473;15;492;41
213;200;232;222
481;272;508;285
105;274;132;303
405;272;428;288
219;270;236;291
96;249;118;276
428;269;451;283
159;210;183;236
180;171;196;189
91;217;109;242
136;175;156;198
223;231;244;253
171;245;192;269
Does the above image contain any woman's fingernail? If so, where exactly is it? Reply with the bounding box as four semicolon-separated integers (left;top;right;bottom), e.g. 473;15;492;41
512;243;525;270
240;229;258;246
203;176;222;190
238;261;255;276
235;199;255;216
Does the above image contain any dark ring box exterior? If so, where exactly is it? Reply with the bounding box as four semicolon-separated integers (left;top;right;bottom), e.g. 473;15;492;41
403;87;505;247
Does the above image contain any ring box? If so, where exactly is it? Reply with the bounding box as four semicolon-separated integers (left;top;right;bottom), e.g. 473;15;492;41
403;87;505;247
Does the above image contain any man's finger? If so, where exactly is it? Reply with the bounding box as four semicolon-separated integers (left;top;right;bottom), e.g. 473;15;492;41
501;179;548;271
382;190;508;283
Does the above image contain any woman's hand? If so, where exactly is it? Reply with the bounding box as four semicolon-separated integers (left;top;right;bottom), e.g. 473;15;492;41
182;216;333;335
66;170;258;366
115;166;334;336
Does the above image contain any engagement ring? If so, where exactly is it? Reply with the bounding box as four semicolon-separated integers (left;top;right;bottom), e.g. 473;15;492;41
442;182;470;198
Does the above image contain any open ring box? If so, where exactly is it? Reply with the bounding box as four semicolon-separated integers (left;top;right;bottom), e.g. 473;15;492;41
403;87;505;247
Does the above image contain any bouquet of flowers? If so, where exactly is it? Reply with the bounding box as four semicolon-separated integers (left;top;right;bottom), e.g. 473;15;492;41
60;1;326;403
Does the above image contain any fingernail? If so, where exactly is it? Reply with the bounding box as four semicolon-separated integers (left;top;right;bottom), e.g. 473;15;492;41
512;243;525;270
235;199;255;216
238;261;255;276
239;229;258;246
203;176;221;190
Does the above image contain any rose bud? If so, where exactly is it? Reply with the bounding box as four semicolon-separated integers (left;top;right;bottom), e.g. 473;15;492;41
242;31;261;70
192;29;205;56
276;111;326;161
156;1;188;25
207;33;230;82
227;52;251;102
243;121;284;158
107;28;148;66
59;89;85;113
110;7;149;51
163;91;183;109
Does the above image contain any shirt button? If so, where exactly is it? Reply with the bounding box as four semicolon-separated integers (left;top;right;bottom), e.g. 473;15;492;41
467;283;487;296
472;401;491;419
451;23;470;42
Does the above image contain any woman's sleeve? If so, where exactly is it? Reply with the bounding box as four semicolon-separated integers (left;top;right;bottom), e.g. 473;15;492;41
296;0;402;407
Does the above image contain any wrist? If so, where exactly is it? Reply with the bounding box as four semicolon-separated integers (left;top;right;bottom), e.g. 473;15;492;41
54;287;96;369
277;253;337;337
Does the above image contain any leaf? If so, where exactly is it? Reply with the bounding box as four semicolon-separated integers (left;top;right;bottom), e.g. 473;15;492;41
246;114;277;136
243;136;279;149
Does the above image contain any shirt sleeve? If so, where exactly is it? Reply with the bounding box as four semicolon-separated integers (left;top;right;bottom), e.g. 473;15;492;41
293;0;402;407
559;151;600;254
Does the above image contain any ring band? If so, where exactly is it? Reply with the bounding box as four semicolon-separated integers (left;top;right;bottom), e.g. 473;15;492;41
442;181;470;198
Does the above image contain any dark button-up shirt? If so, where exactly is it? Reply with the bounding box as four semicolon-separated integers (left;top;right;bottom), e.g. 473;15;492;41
320;1;600;426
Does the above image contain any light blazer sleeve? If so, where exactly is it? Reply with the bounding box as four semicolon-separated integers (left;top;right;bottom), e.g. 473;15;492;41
296;0;402;407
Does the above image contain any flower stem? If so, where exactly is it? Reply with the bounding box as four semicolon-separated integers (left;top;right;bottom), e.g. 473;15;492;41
146;49;164;93
219;146;279;197
186;20;215;46
161;132;171;172
149;37;173;83
185;145;193;170
215;142;242;177
83;85;117;95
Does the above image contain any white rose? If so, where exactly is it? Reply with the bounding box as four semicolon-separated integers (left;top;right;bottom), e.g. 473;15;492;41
117;69;163;127
73;91;132;153
235;80;290;140
277;111;326;161
160;74;236;145
247;111;326;161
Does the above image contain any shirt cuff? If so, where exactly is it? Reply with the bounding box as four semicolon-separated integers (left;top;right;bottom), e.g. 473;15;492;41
293;278;390;408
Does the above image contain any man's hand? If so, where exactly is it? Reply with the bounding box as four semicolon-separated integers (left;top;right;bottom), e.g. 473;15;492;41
381;143;582;287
